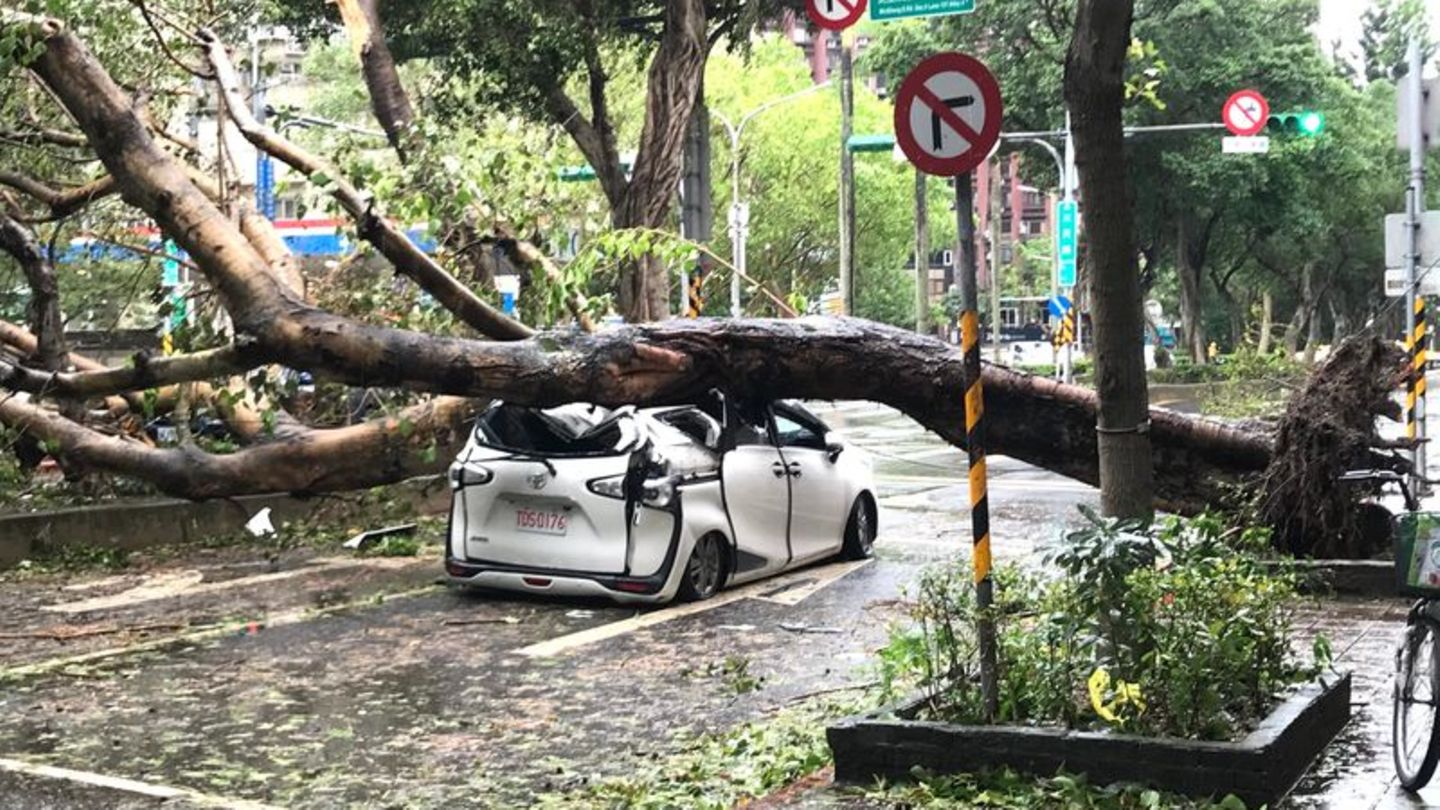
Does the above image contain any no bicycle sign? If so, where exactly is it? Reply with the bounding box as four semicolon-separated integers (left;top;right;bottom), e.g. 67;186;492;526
892;52;1002;177
807;0;867;30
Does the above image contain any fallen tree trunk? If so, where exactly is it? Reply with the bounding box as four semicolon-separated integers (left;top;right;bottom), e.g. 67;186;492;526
0;12;1405;559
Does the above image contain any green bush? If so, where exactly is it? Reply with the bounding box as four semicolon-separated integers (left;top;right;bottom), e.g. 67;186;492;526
1148;348;1305;385
877;511;1323;740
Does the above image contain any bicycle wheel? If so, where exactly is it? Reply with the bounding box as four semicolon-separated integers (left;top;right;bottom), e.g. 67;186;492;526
1395;614;1440;791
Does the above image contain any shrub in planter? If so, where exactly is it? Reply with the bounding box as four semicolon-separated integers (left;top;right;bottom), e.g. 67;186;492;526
876;510;1329;741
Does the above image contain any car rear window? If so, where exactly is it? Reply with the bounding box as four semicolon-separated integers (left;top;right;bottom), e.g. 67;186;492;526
473;403;636;456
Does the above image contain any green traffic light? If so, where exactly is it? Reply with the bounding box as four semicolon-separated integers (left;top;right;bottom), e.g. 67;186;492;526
1264;111;1324;137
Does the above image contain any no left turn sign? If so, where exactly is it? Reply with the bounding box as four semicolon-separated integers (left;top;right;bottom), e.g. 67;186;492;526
806;0;867;31
1223;89;1269;137
893;52;1002;177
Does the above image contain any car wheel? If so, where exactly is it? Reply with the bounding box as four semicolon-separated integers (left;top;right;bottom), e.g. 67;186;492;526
841;496;876;560
678;533;725;602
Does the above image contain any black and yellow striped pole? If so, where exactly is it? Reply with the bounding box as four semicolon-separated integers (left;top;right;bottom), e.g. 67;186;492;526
1408;297;1428;440
1051;308;1075;349
686;263;706;318
954;170;999;720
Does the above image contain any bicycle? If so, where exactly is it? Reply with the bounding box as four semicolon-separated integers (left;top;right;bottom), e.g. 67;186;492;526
1339;469;1440;790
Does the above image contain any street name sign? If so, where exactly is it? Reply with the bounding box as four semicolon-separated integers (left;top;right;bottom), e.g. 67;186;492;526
871;0;975;21
807;0;868;30
893;52;1002;177
1385;268;1440;297
1222;135;1270;154
1057;199;1078;287
1385;211;1440;268
1398;73;1440;151
1223;89;1269;137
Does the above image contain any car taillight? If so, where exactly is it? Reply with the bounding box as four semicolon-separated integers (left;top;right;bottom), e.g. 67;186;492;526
445;560;471;577
448;463;493;490
587;475;627;499
522;577;552;588
587;475;674;507
614;580;651;593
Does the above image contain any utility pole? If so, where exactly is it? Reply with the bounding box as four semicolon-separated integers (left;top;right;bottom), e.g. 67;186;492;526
838;31;856;316
914;168;929;333
680;84;713;313
1063;108;1078;383
954;172;999;721
988;159;1003;362
1407;38;1428;483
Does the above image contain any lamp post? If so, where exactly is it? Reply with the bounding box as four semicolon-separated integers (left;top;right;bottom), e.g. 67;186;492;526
713;81;831;317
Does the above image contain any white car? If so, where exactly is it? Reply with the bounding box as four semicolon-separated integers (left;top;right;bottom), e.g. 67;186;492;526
444;395;877;604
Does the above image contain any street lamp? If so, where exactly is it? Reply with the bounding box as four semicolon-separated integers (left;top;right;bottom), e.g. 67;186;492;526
712;81;831;317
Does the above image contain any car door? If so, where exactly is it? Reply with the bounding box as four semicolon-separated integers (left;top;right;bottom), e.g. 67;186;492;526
719;407;792;579
772;403;850;564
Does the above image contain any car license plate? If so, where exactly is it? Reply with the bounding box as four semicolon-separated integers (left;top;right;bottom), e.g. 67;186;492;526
515;506;568;536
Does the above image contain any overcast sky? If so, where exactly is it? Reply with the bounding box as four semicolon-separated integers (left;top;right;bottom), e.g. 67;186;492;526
1317;0;1440;75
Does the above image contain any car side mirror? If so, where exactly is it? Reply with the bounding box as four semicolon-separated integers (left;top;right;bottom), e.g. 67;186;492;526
826;442;844;463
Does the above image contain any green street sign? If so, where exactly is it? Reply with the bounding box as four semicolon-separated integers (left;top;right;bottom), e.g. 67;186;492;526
1057;200;1078;288
846;134;895;153
871;0;976;21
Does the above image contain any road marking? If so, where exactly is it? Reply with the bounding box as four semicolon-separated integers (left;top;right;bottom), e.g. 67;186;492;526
42;558;419;614
0;756;284;809
514;559;872;658
2;585;440;683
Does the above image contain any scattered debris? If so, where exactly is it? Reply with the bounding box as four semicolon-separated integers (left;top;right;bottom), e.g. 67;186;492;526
564;609;595;619
778;623;843;635
716;624;757;632
244;507;276;538
341;523;419;551
0;622;186;641
442;616;521;627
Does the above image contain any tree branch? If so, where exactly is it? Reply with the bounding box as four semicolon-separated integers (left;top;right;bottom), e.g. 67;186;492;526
198;29;530;341
0;391;476;498
0;171;117;219
0;342;264;399
0;211;66;372
333;0;416;158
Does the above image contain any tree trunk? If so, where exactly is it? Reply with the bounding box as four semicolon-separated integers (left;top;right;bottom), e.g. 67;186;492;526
914;168;929;333
1064;0;1154;519
1283;262;1315;358
1258;289;1274;354
333;0;416;158
1;14;1410;561
1303;290;1324;365
1176;218;1207;364
611;0;708;322
0;212;65;373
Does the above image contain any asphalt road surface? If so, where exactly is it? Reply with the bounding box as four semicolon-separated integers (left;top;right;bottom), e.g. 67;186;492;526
0;400;1430;808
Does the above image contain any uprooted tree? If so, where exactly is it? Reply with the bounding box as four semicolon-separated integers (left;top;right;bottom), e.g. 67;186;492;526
0;9;1413;558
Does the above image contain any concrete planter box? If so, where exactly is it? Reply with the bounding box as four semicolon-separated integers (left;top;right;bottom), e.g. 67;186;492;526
1290;559;1397;599
0;475;448;569
828;672;1351;808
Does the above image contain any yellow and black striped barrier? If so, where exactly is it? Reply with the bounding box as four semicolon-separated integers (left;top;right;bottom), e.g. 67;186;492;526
1052;309;1075;348
1409;297;1428;439
686;266;706;318
960;309;990;584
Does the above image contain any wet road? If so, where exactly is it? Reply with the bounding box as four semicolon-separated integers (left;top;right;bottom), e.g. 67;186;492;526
0;400;1425;808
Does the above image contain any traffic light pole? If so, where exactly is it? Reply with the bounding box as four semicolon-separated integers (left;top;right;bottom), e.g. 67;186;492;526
1407;38;1428;485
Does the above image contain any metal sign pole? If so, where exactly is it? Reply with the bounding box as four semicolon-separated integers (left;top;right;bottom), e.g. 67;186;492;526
1408;38;1428;485
955;171;998;721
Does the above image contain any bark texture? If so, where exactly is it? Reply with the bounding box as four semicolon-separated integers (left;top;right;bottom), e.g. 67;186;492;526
1064;0;1155;519
333;0;416;157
